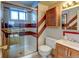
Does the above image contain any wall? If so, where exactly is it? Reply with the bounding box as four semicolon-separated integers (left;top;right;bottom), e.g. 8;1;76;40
65;33;79;43
45;27;63;39
37;2;64;47
45;2;79;41
45;2;79;40
38;3;48;22
77;10;79;30
44;2;63;40
38;3;48;46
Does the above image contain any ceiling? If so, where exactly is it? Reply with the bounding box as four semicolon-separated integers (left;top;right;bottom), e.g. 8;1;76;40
11;1;58;7
4;1;62;7
40;1;58;6
15;1;35;7
6;1;39;7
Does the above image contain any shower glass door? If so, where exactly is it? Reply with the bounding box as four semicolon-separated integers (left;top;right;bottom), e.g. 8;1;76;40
2;3;37;58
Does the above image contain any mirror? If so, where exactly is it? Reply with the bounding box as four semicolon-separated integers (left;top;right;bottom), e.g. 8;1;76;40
62;14;67;30
62;7;78;30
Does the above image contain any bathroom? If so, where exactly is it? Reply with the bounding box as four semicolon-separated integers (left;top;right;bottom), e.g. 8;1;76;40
0;1;79;58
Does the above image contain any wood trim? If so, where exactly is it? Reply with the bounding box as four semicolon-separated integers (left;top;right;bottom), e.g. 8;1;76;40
67;15;77;27
38;24;46;37
25;24;37;28
22;31;37;37
67;22;77;30
2;29;37;37
2;2;36;10
38;14;46;27
2;23;37;28
37;13;46;37
63;31;79;36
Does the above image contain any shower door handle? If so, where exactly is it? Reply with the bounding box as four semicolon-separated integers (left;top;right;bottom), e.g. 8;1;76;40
0;45;8;49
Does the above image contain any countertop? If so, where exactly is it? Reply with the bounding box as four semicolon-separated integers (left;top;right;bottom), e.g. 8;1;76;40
56;39;79;51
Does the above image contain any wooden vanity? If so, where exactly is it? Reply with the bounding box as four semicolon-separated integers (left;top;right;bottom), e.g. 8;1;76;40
53;40;79;58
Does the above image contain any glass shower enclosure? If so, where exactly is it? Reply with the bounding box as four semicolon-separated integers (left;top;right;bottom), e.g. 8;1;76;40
1;2;37;58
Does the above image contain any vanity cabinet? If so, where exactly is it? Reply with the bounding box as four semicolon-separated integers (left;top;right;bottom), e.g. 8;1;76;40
55;43;69;58
70;48;79;57
46;6;60;27
55;43;79;58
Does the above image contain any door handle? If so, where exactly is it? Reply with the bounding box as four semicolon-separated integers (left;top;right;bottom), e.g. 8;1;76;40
0;45;8;49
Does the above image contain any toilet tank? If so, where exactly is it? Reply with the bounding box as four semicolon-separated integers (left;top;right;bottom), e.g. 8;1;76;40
45;37;56;49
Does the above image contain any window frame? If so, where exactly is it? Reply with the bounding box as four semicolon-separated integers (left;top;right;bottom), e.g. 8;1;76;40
19;11;26;21
10;9;19;20
10;9;27;21
31;11;37;23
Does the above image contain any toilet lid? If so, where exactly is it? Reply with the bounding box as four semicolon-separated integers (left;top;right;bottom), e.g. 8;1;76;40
39;45;52;52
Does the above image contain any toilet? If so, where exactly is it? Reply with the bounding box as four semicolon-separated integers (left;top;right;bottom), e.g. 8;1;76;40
38;37;56;58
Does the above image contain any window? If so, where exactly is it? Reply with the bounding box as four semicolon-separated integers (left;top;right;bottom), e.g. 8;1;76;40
8;21;15;25
32;11;37;23
26;13;28;20
19;12;25;20
10;10;26;20
32;13;36;22
11;10;18;20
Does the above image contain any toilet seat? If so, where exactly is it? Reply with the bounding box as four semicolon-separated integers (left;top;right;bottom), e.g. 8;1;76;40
39;45;52;52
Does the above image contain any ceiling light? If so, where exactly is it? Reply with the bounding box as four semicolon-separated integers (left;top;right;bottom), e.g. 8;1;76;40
68;1;73;6
63;4;68;8
62;1;77;9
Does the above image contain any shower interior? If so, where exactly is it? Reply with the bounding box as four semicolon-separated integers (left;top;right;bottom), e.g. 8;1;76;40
9;35;37;58
1;2;37;58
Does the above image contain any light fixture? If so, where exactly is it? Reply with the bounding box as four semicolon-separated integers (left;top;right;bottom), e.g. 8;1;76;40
63;1;79;9
67;1;73;6
63;4;68;8
62;2;68;8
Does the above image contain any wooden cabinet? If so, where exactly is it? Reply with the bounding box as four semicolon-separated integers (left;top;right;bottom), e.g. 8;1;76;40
46;6;61;27
70;48;79;58
55;43;69;58
55;43;79;58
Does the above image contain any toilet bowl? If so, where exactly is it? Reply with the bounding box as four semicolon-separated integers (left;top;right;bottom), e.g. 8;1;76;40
38;45;52;57
38;37;56;58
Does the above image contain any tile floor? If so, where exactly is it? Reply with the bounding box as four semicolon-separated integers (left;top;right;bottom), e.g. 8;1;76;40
21;52;53;58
